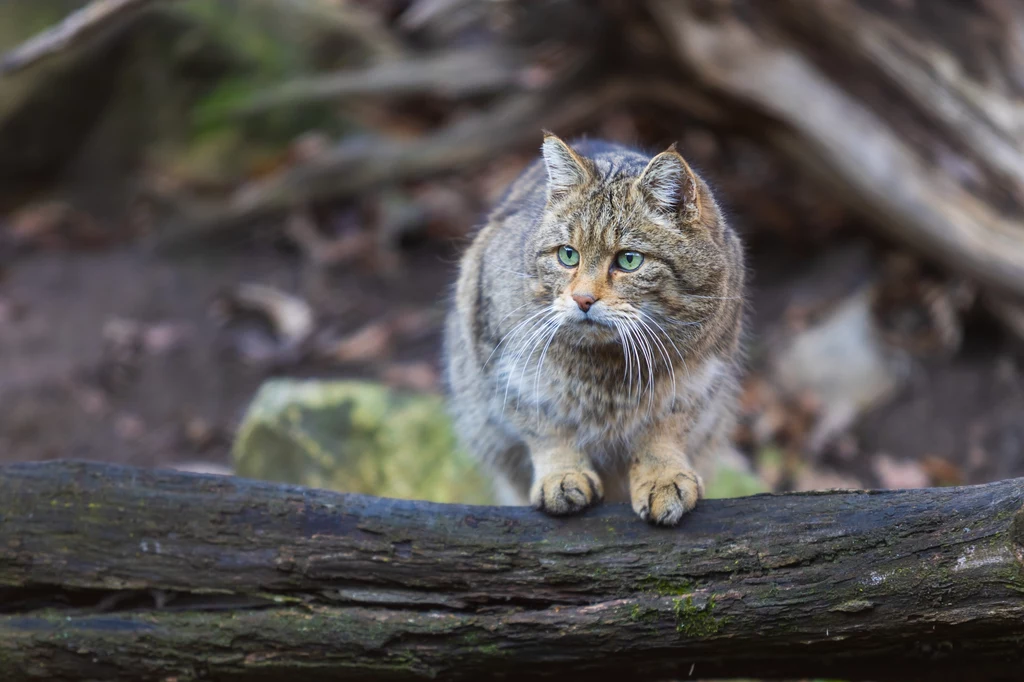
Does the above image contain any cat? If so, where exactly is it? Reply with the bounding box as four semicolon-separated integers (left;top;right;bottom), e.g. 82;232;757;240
443;132;745;525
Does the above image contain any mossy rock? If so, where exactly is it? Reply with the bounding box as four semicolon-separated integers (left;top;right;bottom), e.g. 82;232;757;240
233;379;494;505
704;463;768;499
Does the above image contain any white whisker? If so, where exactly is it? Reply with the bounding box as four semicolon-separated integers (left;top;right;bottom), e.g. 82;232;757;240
680;294;741;301
639;312;682;360
495;301;535;326
489;266;535;280
612;319;636;404
614;319;638;403
640;310;692;384
485;306;550;367
493;309;553;404
628;318;656;416
533;319;563;421
503;311;559;411
634;313;677;399
612;321;631;399
514;316;560;411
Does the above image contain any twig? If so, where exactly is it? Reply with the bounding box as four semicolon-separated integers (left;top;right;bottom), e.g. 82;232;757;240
0;0;164;75
233;47;533;116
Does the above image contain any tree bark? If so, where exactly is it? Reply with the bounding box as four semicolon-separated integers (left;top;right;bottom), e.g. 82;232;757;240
1;461;1023;681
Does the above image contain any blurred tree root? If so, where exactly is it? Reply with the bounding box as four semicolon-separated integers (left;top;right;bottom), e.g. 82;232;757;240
3;460;1024;681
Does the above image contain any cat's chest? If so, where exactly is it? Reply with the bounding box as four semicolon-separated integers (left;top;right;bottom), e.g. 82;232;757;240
529;351;674;429
516;351;725;435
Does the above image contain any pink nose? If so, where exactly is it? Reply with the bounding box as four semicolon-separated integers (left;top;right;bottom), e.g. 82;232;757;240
572;293;596;313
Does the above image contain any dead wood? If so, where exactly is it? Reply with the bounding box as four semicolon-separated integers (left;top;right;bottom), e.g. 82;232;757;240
2;460;1024;681
0;0;163;75
153;77;720;252
648;0;1024;298
233;47;535;116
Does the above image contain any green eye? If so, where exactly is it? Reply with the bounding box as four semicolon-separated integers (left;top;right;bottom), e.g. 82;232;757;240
616;251;645;271
557;245;580;268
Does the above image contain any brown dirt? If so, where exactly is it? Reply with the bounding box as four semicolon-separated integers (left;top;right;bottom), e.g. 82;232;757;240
2;223;1023;490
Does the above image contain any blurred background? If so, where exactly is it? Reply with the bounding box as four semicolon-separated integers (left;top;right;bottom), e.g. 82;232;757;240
2;0;1024;499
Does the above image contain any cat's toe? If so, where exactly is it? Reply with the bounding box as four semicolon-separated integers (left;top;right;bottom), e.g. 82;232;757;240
631;469;702;526
531;470;603;515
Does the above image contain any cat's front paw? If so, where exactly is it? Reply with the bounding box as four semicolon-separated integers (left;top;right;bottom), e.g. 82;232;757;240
531;469;603;516
630;467;703;526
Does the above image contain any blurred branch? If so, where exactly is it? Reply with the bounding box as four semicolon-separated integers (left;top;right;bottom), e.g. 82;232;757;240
986;294;1024;342
263;0;404;62
155;77;720;251
233;47;534;116
0;0;166;75
398;0;479;31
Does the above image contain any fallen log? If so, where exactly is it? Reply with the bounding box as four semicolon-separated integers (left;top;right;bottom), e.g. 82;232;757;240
1;460;1023;681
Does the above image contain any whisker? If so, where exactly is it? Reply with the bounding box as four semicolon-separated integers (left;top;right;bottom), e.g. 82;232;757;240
493;310;552;402
618;319;634;403
629;318;657;416
485;306;549;367
640;310;692;385
610;319;634;403
622;317;647;405
495;301;536;326
612;319;635;404
533;319;563;421
514;316;560;411
680;294;741;301
634;314;677;399
489;266;535;280
502;311;558;411
639;311;687;363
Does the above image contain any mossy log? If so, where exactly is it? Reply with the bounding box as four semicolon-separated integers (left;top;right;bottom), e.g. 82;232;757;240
1;461;1024;681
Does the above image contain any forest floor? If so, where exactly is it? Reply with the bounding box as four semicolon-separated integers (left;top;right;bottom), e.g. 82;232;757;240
5;0;1024;499
4;216;1023;493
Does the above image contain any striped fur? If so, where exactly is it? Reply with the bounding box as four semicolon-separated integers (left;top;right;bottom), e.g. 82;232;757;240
444;134;745;525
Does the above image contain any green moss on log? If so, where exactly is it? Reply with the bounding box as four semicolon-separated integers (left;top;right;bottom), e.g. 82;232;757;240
639;576;695;596
672;596;726;637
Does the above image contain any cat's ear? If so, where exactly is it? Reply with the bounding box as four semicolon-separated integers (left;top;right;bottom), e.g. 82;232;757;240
541;132;591;199
635;144;701;222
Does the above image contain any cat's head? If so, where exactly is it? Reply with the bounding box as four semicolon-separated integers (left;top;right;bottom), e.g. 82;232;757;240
529;133;738;346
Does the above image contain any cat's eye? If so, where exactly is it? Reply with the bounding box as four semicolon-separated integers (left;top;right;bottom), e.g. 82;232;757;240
557;245;580;268
616;251;645;271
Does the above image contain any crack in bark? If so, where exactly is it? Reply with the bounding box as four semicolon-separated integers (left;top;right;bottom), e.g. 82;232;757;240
3;461;1024;681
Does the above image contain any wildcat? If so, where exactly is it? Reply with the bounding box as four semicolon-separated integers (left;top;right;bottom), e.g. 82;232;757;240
443;133;744;525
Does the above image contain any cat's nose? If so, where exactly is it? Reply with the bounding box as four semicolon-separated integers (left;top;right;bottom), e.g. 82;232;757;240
572;293;597;313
